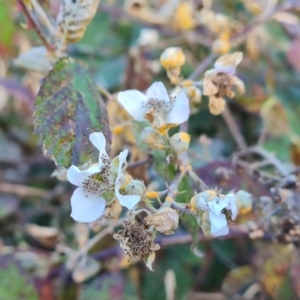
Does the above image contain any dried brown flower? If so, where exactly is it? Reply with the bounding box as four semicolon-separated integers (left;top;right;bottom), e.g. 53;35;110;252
146;207;179;235
113;215;160;270
276;217;300;247
203;52;245;115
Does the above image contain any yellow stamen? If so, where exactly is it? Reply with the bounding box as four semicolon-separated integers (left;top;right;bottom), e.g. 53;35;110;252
145;191;159;198
112;126;124;134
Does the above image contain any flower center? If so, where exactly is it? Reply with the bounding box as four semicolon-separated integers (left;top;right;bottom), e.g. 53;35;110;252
212;73;232;97
143;98;174;123
82;164;114;195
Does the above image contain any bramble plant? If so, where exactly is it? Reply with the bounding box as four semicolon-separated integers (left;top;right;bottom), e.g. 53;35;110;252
6;0;300;297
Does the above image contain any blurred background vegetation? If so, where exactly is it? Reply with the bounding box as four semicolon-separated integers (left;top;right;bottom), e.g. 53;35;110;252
0;0;300;299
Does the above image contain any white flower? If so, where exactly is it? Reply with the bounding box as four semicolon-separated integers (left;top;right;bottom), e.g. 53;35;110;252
67;132;141;223
193;191;238;237
117;81;189;134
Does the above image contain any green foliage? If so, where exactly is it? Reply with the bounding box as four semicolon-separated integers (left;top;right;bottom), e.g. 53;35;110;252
34;57;111;167
142;244;201;300
0;1;15;53
0;261;38;300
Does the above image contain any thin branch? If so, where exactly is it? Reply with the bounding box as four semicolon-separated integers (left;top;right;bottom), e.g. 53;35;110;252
97;84;113;101
127;157;151;169
188;53;217;81
222;106;247;151
156;225;249;247
171;202;193;215
0;182;48;198
166;167;188;199
188;169;209;191
17;0;54;51
231;0;299;44
68;218;127;265
236;145;289;176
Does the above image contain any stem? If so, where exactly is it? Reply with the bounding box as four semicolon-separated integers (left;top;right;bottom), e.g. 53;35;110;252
97;84;113;100
156;225;249;247
0;182;48;198
127;157;151;169
222;106;247;151
17;0;55;51
166;167;188;199
188;169;209;191
238;146;289;176
188;53;218;81
69;218;126;262
171;202;193;215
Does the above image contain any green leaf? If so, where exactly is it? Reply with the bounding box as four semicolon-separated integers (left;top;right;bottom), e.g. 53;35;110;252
0;258;38;300
34;57;111;167
176;176;202;256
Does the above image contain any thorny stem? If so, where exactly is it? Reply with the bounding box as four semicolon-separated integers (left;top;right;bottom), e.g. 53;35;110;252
18;0;55;51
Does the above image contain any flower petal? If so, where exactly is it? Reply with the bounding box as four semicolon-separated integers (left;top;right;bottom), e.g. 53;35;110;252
89;132;109;166
203;71;218;96
117;90;147;121
224;194;238;220
146;82;169;103
70;187;106;222
214;52;243;75
208;199;228;215
197;196;209;211
115;179;141;210
116;149;128;175
165;91;189;124
67;165;100;187
114;150;141;209
209;210;228;236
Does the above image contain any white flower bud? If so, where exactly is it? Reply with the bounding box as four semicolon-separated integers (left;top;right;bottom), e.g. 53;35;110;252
235;190;253;214
170;132;191;154
146;207;179;235
124;179;146;197
160;47;186;71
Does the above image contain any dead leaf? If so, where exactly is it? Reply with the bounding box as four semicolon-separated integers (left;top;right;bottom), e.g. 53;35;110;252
25;224;61;250
55;0;100;50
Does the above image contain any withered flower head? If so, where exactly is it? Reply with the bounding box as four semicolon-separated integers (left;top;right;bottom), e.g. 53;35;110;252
275;216;300;247
203;52;244;115
113;215;160;270
146;207;179;235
